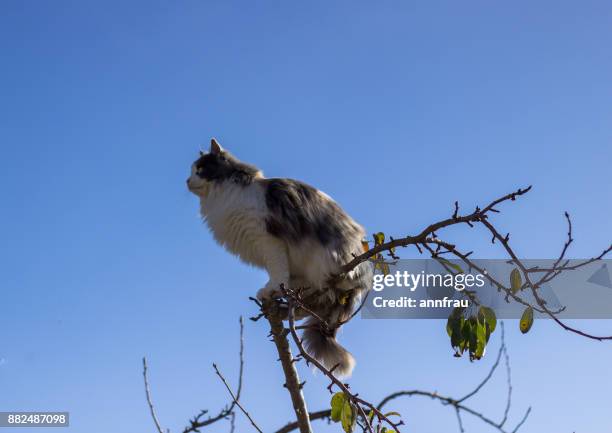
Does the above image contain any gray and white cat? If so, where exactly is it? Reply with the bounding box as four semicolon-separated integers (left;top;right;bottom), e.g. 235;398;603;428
187;139;372;376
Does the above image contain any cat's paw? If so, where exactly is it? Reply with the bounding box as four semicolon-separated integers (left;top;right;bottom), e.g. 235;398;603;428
256;282;285;301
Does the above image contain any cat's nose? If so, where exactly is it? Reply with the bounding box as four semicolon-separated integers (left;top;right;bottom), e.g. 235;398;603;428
186;178;191;187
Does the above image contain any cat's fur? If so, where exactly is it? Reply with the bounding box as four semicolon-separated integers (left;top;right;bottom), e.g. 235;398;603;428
187;139;372;376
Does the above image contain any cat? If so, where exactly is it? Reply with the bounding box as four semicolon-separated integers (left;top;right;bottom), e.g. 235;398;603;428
187;138;372;377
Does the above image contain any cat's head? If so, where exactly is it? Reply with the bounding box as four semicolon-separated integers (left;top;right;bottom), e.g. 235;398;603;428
187;138;262;197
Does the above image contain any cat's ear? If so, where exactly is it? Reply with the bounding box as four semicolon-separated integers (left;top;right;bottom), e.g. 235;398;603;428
210;138;223;154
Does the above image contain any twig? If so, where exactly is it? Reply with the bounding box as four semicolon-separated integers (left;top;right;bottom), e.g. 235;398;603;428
182;317;246;433
480;216;612;340
142;357;165;433
377;330;530;433
457;322;506;403
213;363;263;433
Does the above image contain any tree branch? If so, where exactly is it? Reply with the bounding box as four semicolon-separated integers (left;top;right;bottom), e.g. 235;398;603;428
181;317;245;433
212;363;263;432
377;323;531;433
143;357;165;433
264;300;313;433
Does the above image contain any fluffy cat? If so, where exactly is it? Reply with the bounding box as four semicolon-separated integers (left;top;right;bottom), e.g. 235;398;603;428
187;138;372;376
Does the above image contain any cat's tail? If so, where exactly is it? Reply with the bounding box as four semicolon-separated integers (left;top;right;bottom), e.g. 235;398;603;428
302;317;355;377
301;259;372;377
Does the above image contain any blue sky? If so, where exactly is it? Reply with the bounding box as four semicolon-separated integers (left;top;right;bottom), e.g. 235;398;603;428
1;1;611;432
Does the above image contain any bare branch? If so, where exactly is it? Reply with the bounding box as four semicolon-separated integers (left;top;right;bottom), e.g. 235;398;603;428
377;325;530;433
182;317;245;433
337;185;611;341
212;363;263;433
457;322;506;403
337;186;533;275
142;357;165;433
480;216;612;340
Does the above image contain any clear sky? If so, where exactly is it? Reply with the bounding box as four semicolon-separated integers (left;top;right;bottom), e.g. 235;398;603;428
1;1;611;432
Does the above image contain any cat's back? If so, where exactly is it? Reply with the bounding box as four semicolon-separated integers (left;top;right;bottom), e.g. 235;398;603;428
262;177;365;247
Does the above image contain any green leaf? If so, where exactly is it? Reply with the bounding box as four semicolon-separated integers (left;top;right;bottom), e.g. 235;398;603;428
474;322;487;359
478;306;497;334
462;319;473;354
450;316;464;349
341;399;356;433
468;318;478;356
510;268;522;294
520;306;534;334
330;392;345;422
447;307;464;338
384;411;401;418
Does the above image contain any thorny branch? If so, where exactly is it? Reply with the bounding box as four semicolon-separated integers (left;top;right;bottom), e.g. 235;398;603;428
338;185;611;339
264;298;313;433
181;317;246;433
